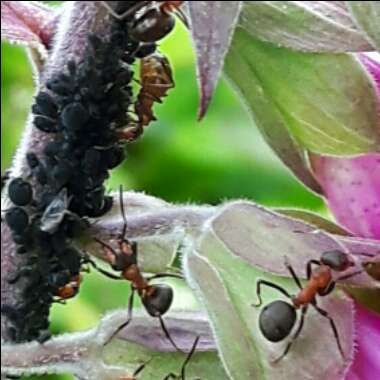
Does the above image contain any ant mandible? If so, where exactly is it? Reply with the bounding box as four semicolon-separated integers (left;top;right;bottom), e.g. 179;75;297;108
118;336;201;380
94;186;183;351
253;250;360;362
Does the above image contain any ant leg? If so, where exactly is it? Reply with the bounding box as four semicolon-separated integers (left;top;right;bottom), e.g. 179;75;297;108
252;280;292;307
85;257;122;280
180;336;200;380
273;305;308;363
306;260;321;280
158;315;185;354
164;372;178;380
163;374;176;380
284;258;303;290
132;358;152;378
104;288;135;346
311;302;345;359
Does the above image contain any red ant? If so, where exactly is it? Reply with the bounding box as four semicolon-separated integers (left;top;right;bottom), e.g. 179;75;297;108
253;250;361;362
102;1;186;42
118;336;201;380
117;52;174;141
135;52;174;127
94;186;183;351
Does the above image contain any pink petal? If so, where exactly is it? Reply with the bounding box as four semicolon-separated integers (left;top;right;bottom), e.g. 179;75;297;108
346;302;380;380
360;52;380;99
311;154;380;239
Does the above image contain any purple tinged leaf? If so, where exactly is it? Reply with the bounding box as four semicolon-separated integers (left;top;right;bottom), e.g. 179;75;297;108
240;1;372;53
310;153;380;239
188;1;243;119
114;311;216;352
347;2;380;52
211;201;379;288
1;1;56;55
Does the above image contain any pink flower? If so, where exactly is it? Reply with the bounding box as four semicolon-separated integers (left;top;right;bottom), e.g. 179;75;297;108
311;53;380;380
311;53;380;240
346;302;380;380
310;153;380;239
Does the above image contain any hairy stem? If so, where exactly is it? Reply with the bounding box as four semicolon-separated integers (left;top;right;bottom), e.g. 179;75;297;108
1;1;111;342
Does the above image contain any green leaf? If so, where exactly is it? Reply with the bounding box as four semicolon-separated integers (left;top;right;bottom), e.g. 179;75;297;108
347;2;380;51
225;28;380;157
106;340;228;380
184;222;355;380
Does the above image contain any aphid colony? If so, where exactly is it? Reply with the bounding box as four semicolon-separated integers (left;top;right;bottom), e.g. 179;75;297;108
2;1;179;344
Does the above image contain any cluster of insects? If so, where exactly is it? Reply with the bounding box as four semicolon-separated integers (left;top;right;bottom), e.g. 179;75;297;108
2;1;183;343
253;249;363;362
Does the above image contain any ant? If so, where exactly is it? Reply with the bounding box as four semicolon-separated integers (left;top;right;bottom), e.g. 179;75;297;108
117;52;174;140
118;336;201;380
135;52;174;126
94;186;183;351
102;1;185;42
253;250;361;363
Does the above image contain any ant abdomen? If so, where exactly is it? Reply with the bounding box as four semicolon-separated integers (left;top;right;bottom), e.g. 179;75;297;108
259;300;297;343
143;284;173;317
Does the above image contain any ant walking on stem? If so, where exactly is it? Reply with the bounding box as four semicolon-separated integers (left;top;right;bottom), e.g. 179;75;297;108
253;250;361;363
94;186;183;351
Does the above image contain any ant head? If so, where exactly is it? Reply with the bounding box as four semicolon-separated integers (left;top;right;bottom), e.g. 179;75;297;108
143;284;173;317
130;7;175;43
259;300;297;342
320;250;354;271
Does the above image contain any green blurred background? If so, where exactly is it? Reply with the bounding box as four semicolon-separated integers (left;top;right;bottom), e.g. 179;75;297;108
1;3;325;379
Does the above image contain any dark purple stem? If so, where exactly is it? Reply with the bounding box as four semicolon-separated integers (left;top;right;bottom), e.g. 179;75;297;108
1;1;113;342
